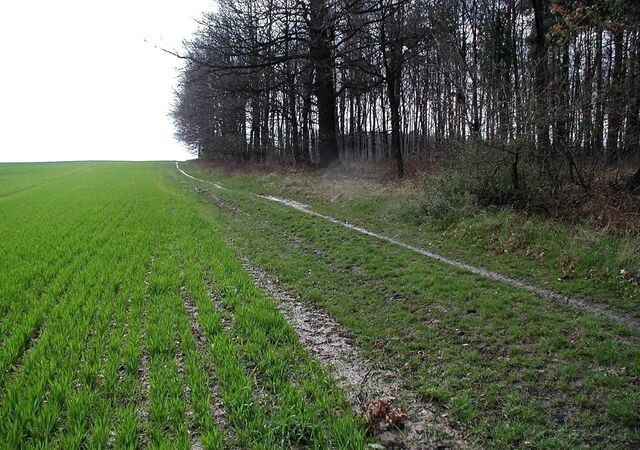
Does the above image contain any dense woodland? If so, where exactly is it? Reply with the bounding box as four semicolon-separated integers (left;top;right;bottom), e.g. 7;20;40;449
171;0;640;196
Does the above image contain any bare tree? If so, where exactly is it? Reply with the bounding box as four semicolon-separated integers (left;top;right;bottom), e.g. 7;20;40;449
171;0;640;190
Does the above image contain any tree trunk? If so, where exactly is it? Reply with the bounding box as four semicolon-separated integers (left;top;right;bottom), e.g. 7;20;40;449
624;32;640;156
309;0;340;168
250;96;261;159
299;65;313;165
380;6;405;178
593;29;604;155
387;73;404;177
532;0;551;174
606;28;624;162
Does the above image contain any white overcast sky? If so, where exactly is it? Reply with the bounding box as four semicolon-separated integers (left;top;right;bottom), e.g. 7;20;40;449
0;1;215;162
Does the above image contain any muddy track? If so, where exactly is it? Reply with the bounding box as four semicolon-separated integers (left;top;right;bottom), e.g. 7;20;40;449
176;162;639;331
244;263;470;449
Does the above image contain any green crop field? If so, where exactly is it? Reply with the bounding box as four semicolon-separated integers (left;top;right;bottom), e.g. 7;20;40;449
2;161;639;449
0;162;366;449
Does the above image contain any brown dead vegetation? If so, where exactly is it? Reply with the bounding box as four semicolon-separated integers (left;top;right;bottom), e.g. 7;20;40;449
193;159;640;235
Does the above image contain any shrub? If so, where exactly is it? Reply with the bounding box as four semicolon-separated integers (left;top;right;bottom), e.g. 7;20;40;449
453;139;548;207
400;171;472;228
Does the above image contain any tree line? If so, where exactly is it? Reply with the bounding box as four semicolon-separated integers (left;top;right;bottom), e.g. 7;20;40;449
171;0;640;190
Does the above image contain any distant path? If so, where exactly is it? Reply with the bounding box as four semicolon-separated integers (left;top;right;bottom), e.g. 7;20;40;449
175;162;640;331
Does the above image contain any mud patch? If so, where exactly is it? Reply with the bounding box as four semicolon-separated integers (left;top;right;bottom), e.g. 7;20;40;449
244;263;468;449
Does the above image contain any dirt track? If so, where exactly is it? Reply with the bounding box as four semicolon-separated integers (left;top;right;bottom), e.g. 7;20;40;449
176;162;639;331
244;263;469;449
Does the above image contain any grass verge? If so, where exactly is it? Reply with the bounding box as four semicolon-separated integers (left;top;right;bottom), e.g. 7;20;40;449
178;162;640;448
186;162;640;316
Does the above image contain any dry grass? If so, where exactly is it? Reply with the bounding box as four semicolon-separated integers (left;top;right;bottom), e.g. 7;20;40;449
193;159;640;235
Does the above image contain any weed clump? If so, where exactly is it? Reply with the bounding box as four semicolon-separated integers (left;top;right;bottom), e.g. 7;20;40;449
400;172;472;229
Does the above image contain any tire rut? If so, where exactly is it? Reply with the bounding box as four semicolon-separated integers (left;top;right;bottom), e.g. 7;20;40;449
244;262;470;450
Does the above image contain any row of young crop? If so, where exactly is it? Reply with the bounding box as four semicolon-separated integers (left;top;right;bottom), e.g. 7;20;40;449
0;164;369;449
0;168;162;447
